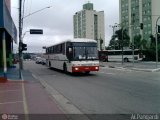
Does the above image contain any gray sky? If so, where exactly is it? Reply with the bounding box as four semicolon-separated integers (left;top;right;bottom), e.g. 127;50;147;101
11;0;119;53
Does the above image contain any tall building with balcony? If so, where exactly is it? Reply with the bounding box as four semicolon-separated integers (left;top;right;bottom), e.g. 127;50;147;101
119;0;160;43
73;2;105;50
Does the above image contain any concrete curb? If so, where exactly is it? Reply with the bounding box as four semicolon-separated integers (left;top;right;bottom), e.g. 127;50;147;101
32;74;90;120
103;65;160;72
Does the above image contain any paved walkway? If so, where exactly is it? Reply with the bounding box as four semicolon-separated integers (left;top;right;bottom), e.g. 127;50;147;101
0;67;67;120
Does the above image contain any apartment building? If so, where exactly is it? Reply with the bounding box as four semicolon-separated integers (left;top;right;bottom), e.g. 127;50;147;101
119;0;160;42
73;2;105;50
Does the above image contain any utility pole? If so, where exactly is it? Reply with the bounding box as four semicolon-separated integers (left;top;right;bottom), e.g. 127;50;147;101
18;3;51;79
155;16;160;68
122;27;124;66
19;0;22;79
131;13;135;66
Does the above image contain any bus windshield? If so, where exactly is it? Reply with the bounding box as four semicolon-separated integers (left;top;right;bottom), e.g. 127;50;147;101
73;46;98;60
67;42;98;61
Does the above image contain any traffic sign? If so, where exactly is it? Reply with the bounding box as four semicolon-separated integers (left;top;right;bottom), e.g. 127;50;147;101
30;29;43;34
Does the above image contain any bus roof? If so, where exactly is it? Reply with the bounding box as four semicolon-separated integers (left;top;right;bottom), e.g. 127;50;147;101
46;38;97;48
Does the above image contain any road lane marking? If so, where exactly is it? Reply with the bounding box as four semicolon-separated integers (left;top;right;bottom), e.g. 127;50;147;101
0;101;23;105
98;71;115;75
0;90;20;93
21;74;29;120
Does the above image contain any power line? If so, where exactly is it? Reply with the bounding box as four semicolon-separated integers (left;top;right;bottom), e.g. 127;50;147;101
29;0;32;14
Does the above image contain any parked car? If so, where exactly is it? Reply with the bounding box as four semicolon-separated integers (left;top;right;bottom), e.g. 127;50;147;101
41;58;46;65
35;57;42;64
35;57;46;65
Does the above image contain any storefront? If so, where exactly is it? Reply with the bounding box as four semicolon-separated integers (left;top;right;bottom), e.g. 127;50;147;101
0;0;17;75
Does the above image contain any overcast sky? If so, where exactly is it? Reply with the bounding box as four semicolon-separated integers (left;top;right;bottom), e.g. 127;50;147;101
11;0;119;53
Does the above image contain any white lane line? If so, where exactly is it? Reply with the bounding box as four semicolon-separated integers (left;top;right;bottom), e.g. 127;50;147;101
0;101;23;105
98;71;115;75
0;90;20;93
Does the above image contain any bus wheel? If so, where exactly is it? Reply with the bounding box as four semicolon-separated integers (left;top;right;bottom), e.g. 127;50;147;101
124;58;128;62
103;58;107;62
63;64;67;73
85;71;90;74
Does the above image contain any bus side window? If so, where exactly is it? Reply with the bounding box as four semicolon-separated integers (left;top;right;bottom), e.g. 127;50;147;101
62;43;65;55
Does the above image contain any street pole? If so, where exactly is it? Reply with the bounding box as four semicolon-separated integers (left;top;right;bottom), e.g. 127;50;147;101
132;26;134;66
18;1;51;79
19;0;22;79
122;28;124;66
112;26;116;50
131;14;135;66
155;16;160;68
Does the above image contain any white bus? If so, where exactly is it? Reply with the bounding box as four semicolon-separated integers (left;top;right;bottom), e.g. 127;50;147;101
99;49;143;62
44;38;99;74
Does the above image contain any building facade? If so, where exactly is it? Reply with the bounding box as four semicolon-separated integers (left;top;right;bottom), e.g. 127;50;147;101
0;0;17;71
73;3;105;50
119;0;160;43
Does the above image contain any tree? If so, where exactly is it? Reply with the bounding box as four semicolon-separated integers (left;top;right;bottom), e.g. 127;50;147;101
142;34;160;61
108;28;130;50
150;35;156;49
133;35;148;50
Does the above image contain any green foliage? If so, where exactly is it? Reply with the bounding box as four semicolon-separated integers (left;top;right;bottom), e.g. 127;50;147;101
133;35;148;50
142;34;160;61
108;28;130;50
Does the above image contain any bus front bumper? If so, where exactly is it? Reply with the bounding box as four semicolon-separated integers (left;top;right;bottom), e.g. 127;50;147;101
72;66;99;73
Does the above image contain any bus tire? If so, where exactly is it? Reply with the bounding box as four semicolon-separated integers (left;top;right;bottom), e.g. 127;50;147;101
124;58;128;62
63;63;67;73
103;58;107;62
85;71;90;74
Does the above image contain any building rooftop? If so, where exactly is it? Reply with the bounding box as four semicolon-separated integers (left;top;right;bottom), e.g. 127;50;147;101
83;2;94;10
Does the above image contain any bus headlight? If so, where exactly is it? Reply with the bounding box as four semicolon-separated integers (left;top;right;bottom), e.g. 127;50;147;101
75;67;79;70
95;67;99;70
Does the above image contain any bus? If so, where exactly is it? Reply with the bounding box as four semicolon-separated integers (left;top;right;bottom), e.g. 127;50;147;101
99;49;143;62
44;38;99;74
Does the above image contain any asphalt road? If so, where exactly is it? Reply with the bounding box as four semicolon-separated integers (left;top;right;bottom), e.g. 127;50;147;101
24;61;160;114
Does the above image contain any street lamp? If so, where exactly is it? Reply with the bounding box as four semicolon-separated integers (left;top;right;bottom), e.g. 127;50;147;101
155;16;160;68
23;6;52;19
19;0;51;78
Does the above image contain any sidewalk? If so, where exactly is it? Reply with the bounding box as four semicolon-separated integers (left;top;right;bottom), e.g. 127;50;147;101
0;67;67;120
100;61;160;72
